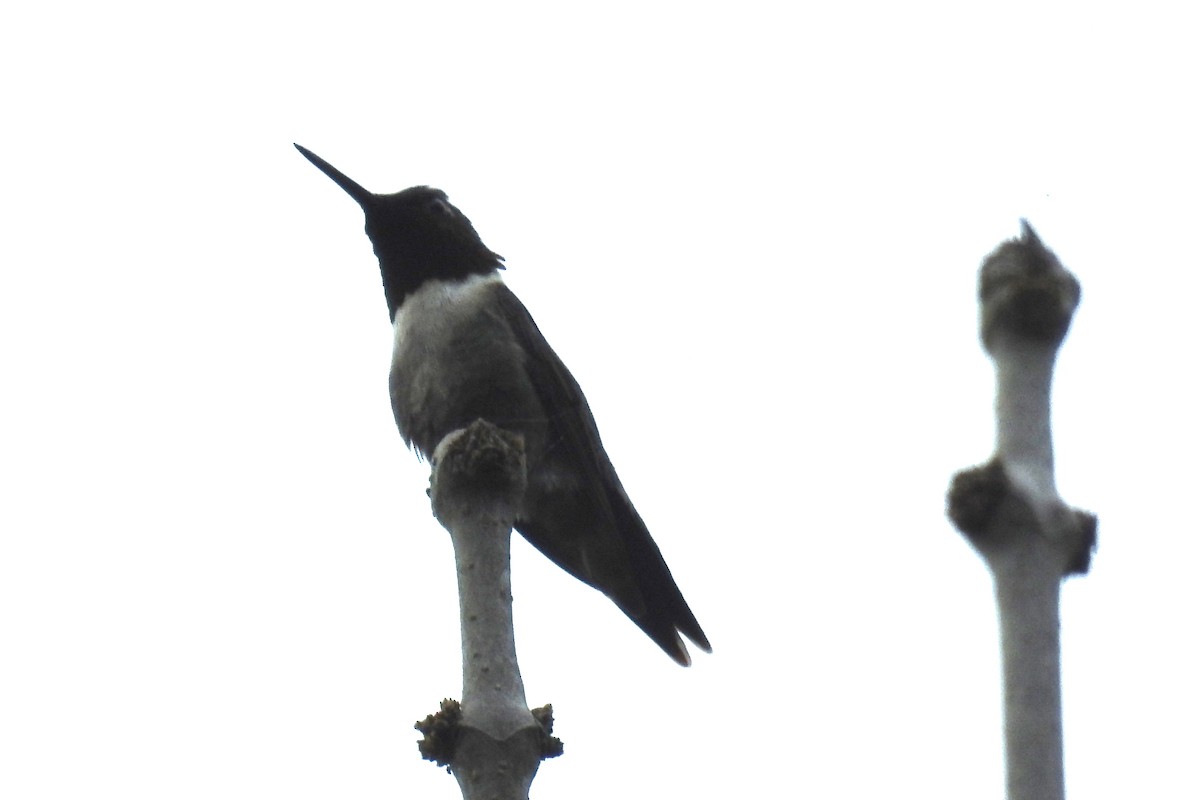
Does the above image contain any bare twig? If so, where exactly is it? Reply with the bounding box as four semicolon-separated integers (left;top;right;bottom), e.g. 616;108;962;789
947;221;1097;800
417;419;561;800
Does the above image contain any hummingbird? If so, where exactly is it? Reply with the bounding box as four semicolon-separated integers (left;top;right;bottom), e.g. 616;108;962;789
295;144;710;665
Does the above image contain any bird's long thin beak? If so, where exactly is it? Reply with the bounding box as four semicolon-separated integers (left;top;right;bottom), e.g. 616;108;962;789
294;144;374;206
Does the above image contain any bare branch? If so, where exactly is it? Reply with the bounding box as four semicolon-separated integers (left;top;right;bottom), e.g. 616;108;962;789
416;419;561;800
947;221;1096;800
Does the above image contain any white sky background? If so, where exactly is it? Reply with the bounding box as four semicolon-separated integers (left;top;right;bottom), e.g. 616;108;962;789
2;2;1197;797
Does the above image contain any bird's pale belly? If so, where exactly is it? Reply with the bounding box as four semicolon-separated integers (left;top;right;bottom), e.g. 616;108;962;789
389;274;544;459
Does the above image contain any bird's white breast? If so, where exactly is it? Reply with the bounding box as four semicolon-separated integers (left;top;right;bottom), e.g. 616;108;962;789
389;271;510;453
392;272;503;359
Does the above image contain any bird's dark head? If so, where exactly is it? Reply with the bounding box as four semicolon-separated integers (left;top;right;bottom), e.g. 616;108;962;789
364;185;504;280
295;144;504;320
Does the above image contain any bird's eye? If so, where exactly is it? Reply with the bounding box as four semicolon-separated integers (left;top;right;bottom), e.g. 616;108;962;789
429;197;453;216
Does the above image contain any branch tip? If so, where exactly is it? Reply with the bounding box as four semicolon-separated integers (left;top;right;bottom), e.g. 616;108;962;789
430;419;527;528
979;220;1080;351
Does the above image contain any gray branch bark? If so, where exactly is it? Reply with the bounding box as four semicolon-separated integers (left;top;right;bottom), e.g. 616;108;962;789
947;221;1097;800
418;419;561;800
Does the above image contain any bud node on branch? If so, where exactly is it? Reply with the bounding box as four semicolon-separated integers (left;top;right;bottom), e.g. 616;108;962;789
948;457;1097;577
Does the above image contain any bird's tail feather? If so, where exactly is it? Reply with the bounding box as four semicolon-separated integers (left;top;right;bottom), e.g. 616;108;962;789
604;482;710;666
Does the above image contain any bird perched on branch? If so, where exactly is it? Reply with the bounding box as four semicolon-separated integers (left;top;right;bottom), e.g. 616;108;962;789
295;144;710;665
